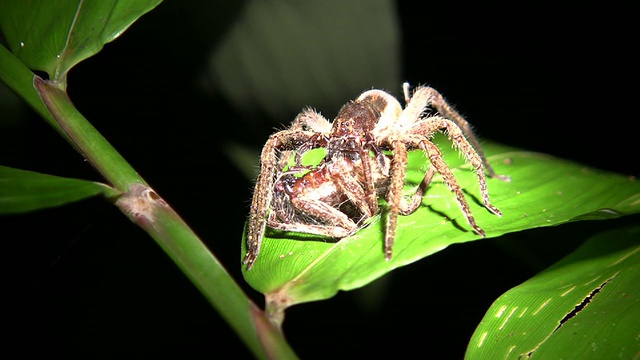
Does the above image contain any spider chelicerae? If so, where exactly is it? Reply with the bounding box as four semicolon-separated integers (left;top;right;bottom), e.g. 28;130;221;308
244;83;507;270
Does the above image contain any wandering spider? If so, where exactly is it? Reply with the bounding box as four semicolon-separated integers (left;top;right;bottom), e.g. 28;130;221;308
244;83;507;269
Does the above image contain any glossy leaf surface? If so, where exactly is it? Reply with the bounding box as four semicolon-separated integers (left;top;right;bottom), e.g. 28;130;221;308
0;0;162;81
241;138;640;311
466;226;640;359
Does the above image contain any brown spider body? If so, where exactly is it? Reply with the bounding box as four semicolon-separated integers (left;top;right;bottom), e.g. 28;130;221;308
244;83;507;269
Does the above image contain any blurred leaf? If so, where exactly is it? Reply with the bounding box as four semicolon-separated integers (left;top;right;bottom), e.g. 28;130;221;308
241;138;640;311
208;0;401;121
223;141;261;181
0;165;116;214
466;226;640;359
0;0;162;82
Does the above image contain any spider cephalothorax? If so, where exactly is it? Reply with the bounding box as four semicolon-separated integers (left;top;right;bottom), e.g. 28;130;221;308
244;83;507;269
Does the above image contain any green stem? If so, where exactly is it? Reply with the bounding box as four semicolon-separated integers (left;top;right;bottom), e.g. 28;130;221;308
34;77;143;191
0;44;59;132
0;44;297;359
116;184;297;360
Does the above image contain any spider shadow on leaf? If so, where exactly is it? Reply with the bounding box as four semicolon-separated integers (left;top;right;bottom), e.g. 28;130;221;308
264;228;342;244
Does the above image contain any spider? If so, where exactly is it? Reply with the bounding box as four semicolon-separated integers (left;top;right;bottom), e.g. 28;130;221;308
244;83;507;269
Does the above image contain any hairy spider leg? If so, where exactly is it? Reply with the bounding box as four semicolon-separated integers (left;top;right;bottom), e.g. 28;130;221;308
404;86;510;182
285;109;332;169
383;140;408;259
411;116;502;217
382;142;439;260
417;138;486;237
245;130;319;269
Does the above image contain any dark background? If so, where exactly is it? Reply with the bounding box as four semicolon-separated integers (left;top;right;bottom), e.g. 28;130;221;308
1;2;638;358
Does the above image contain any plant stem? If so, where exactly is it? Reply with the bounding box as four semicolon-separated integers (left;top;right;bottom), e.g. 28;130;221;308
117;184;298;359
34;77;143;191
0;45;298;359
32;77;298;359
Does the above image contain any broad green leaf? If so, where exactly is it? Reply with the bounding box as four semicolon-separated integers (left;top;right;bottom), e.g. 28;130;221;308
0;165;116;213
0;0;162;83
241;137;640;313
466;226;640;359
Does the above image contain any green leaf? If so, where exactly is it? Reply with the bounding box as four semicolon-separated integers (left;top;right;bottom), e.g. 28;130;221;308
241;138;640;311
0;165;117;214
0;0;162;83
465;226;640;359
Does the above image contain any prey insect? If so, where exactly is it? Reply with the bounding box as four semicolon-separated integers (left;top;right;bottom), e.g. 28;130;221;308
244;83;507;269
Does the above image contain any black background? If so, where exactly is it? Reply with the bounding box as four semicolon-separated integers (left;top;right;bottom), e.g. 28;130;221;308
1;2;638;359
